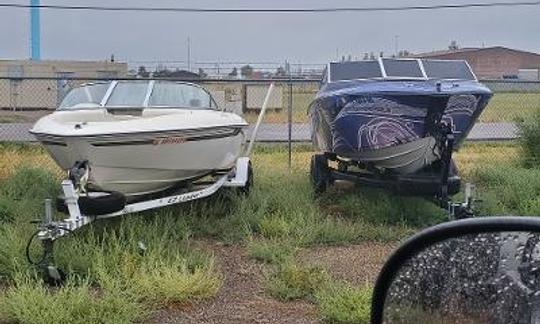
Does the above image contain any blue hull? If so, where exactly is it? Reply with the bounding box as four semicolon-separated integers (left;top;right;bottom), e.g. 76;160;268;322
310;80;492;162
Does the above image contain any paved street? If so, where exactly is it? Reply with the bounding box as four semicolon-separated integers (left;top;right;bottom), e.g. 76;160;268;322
0;122;519;143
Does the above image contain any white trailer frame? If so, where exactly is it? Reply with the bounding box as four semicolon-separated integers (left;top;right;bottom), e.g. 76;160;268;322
38;157;251;241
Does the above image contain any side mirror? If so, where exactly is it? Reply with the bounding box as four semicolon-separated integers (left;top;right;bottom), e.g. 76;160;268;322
371;217;540;324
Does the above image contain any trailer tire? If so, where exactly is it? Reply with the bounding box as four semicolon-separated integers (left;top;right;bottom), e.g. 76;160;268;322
311;154;330;195
56;191;126;216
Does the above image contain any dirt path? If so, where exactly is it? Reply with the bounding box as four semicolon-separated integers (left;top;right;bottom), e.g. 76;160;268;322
299;243;397;286
147;241;396;323
148;242;319;324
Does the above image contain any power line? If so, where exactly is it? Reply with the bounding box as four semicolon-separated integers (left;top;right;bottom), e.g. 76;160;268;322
0;1;539;13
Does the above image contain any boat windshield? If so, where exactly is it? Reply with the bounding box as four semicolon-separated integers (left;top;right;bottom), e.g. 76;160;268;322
59;82;110;109
58;80;218;110
327;59;476;82
148;81;216;108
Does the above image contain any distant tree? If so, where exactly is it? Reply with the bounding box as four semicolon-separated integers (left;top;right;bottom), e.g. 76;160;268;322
275;66;287;77
137;66;150;78
228;67;238;77
240;65;254;78
198;68;207;78
449;40;460;50
398;50;412;57
153;68;199;79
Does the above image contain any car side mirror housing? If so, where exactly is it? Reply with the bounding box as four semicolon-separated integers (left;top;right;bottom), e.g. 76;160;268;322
371;216;540;324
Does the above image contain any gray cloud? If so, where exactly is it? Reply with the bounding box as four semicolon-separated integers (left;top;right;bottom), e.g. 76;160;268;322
1;0;539;65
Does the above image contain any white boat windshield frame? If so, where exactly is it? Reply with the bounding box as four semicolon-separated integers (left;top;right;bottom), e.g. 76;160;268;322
58;80;219;111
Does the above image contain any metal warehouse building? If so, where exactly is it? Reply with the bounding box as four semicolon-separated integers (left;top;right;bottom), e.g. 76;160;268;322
414;46;540;80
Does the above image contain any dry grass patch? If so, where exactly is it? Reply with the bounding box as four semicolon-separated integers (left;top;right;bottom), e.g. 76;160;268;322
0;143;61;179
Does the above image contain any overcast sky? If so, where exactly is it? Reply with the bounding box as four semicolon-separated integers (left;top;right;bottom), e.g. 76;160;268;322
1;0;539;67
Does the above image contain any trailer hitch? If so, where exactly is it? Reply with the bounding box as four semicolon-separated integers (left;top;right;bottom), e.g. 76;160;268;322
27;199;67;285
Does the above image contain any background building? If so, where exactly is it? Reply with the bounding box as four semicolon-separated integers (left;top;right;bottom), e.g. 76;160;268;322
414;46;540;80
0;59;128;110
0;59;128;78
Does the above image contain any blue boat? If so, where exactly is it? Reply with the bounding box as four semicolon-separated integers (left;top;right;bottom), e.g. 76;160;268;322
309;58;492;204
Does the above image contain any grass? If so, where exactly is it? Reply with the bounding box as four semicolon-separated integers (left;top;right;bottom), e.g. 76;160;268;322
0;274;144;324
247;237;297;264
316;283;372;324
244;91;540;124
266;261;330;301
479;92;540;123
265;260;372;323
472;165;540;215
518;109;540;167
0;115;27;123
0;141;537;322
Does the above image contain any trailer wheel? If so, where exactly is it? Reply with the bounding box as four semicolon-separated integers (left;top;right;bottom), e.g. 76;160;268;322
311;154;330;195
56;191;126;216
238;161;253;195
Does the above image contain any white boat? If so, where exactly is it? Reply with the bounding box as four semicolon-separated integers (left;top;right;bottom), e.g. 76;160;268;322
31;80;248;197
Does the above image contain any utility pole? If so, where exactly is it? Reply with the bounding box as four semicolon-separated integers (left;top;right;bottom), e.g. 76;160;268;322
187;37;191;72
394;35;400;57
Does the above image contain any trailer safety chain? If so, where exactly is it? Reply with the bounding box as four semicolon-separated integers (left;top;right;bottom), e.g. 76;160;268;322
25;224;73;266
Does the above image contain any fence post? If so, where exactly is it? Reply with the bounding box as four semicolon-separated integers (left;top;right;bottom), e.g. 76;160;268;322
287;69;293;170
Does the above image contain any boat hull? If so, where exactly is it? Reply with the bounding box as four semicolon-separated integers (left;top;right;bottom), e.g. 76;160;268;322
36;127;245;196
310;80;492;174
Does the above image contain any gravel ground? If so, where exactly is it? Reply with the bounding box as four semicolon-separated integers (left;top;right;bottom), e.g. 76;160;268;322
147;241;319;324
147;241;396;323
299;243;398;286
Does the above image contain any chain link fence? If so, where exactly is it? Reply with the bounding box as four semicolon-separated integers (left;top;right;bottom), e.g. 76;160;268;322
0;77;537;177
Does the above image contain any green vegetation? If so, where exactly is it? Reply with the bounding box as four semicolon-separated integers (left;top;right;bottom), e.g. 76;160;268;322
0;115;26;123
0;141;538;322
0;274;144;324
266;262;330;301
316;283;372;324
480;92;540;123
245;91;540;124
518;110;540;167
473;165;540;216
265;261;372;323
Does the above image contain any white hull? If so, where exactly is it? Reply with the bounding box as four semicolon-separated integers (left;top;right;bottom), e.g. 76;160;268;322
32;108;248;196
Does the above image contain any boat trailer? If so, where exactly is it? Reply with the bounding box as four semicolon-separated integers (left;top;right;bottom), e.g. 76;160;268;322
28;83;276;284
28;157;252;284
310;124;480;220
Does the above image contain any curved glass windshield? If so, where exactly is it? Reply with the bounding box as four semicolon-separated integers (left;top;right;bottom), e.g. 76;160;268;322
149;82;215;108
58;81;218;110
59;82;110;109
106;81;149;107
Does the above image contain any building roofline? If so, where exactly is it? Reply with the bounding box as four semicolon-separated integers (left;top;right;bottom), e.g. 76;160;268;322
0;59;126;64
413;46;540;58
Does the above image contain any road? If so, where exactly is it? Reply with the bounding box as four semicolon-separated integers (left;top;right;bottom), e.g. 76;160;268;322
0;122;519;143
